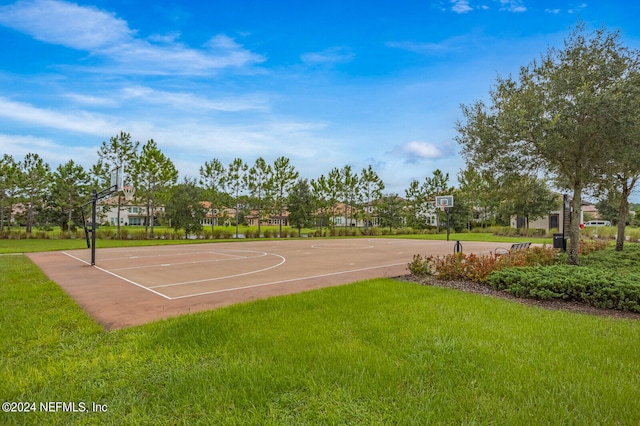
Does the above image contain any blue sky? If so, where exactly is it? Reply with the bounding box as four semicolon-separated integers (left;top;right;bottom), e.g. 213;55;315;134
1;0;639;196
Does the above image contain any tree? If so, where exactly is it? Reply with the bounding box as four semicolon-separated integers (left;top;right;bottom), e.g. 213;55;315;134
457;165;500;227
50;160;91;230
340;165;359;228
377;194;404;232
359;165;385;230
404;180;428;229
447;191;473;232
245;157;273;237
225;158;248;238
165;178;205;238
499;175;560;229
595;196;626;225
0;155;21;231
130;140;178;238
596;67;640;250
288;178;315;235
423;169;451;232
456;23;639;264
21;153;51;233
199;158;226;233
310;174;331;233
96;131;139;238
271;156;299;237
608;172;640;251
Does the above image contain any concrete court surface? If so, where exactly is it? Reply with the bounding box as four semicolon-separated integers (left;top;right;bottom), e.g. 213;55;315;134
27;238;514;329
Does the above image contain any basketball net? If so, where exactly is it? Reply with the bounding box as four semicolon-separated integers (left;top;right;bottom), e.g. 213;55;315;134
123;186;136;201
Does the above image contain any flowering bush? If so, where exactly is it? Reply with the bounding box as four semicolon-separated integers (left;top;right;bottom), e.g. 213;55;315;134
578;239;610;255
408;246;560;283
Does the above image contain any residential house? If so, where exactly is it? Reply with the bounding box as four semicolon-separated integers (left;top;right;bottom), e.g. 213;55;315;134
511;194;585;233
101;196;165;226
199;201;236;227
245;209;289;227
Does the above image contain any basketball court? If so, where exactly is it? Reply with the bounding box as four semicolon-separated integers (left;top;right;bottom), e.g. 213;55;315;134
28;238;514;329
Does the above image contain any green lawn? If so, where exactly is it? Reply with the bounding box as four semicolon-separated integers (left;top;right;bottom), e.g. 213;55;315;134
1;255;639;424
381;232;552;244
0;232;552;254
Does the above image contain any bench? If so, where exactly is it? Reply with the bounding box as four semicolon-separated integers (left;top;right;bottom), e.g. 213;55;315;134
494;242;532;256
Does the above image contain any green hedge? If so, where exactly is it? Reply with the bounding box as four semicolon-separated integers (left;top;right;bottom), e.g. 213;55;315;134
488;266;640;312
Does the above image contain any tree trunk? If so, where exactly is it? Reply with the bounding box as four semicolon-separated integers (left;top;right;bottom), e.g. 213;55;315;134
210;200;216;235
235;203;240;238
7;201;14;231
150;199;155;238
0;196;4;231
67;194;73;229
145;198;150;237
257;207;261;237
616;184;631;252
26;203;34;233
116;194;122;239
567;187;582;265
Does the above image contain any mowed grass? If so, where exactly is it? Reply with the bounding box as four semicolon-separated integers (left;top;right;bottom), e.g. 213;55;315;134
0;232;551;254
2;256;639;424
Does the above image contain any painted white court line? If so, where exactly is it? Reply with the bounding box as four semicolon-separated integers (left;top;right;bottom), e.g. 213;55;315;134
62;251;172;300
109;251;267;272
169;261;408;300
311;243;374;249
148;253;286;289
91;249;253;262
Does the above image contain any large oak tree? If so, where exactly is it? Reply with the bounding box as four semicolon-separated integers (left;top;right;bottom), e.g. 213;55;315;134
456;23;640;264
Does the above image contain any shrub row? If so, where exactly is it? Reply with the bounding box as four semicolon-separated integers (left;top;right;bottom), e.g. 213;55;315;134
488;266;640;313
479;226;548;237
577;238;610;254
408;246;560;283
244;229;300;238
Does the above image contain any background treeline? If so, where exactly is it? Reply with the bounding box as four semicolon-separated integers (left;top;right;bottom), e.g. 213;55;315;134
1;130;639;240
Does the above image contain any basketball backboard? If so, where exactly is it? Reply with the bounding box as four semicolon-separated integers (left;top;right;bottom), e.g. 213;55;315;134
435;195;454;209
110;167;123;192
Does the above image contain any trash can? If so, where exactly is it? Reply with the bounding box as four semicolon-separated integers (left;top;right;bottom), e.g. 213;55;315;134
553;233;566;251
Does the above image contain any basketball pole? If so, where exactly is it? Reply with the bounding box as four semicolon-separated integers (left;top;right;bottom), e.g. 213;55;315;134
445;206;451;241
82;166;121;267
91;189;97;266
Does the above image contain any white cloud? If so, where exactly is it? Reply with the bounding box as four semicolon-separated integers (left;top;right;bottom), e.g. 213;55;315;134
301;47;354;65
386;35;469;54
568;3;588;14
451;0;473;13
404;141;443;158
386;40;451;53
545;8;561;14
499;0;527;13
120;86;270;112
448;0;527;14
0;0;132;50
0;97;115;135
392;141;449;163
0;133;97;168
64;93;119;107
0;0;264;75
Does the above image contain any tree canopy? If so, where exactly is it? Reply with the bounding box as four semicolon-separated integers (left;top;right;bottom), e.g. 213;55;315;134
456;23;640;264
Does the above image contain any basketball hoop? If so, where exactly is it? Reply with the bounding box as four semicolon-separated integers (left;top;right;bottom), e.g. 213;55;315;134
123;186;136;201
110;167;123;193
435;195;453;211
